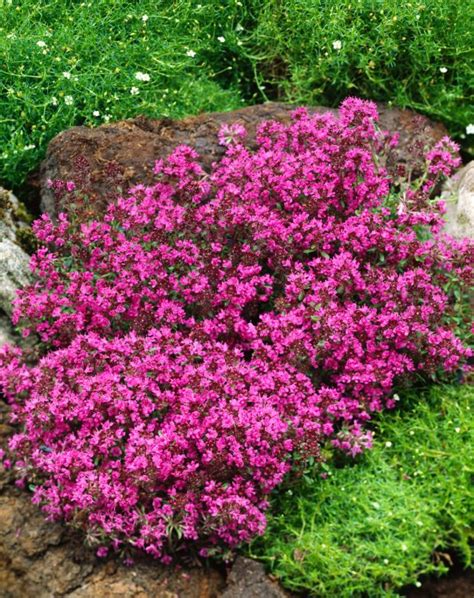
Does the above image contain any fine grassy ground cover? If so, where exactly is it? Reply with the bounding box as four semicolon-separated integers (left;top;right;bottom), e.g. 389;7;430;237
246;0;474;150
0;0;255;188
1;0;473;191
250;383;474;597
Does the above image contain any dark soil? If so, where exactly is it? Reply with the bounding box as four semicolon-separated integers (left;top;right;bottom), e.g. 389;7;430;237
403;561;474;598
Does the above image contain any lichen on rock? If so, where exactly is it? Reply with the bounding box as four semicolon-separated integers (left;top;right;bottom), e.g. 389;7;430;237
0;188;33;346
442;161;474;239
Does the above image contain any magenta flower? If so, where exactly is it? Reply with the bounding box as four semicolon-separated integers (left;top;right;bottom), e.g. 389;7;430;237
1;98;471;560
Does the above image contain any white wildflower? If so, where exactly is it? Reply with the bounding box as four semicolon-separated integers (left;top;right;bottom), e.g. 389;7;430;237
385;441;392;448
130;86;140;95
63;71;71;79
51;96;58;106
439;67;448;74
93;110;100;117
217;36;226;43
186;49;197;58
142;15;148;22
64;95;74;105
135;72;150;82
466;124;474;135
332;40;342;50
36;40;47;48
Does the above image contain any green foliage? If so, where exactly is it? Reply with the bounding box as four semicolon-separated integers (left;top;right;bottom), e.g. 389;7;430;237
244;0;474;151
0;0;255;187
1;1;473;189
250;384;474;597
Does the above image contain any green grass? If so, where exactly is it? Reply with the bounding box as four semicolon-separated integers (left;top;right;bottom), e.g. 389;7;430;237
0;0;257;188
249;384;474;597
1;1;473;191
245;0;474;152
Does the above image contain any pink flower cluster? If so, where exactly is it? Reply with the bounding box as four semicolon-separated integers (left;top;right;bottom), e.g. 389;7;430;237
1;98;472;560
0;330;326;557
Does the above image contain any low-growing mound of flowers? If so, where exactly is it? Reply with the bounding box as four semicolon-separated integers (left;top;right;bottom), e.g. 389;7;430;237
0;99;472;561
1;330;326;558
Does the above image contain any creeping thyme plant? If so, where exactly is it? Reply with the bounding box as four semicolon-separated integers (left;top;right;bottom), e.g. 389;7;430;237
0;99;472;562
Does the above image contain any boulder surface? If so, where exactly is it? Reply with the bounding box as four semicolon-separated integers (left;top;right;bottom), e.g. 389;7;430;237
442;160;474;238
39;102;449;218
0;188;32;345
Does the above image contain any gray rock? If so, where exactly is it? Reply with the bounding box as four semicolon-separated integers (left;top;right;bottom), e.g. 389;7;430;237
442;161;474;239
0;238;31;316
0;187;29;242
0;187;32;346
222;557;289;598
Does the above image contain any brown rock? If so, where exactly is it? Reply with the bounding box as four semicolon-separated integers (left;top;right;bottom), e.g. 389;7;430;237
0;494;63;558
39;103;449;218
26;546;95;596
68;563;224;598
0;481;226;598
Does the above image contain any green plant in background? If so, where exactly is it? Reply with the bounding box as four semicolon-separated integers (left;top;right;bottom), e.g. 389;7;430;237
1;0;473;192
0;0;256;189
244;0;474;152
250;384;474;597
